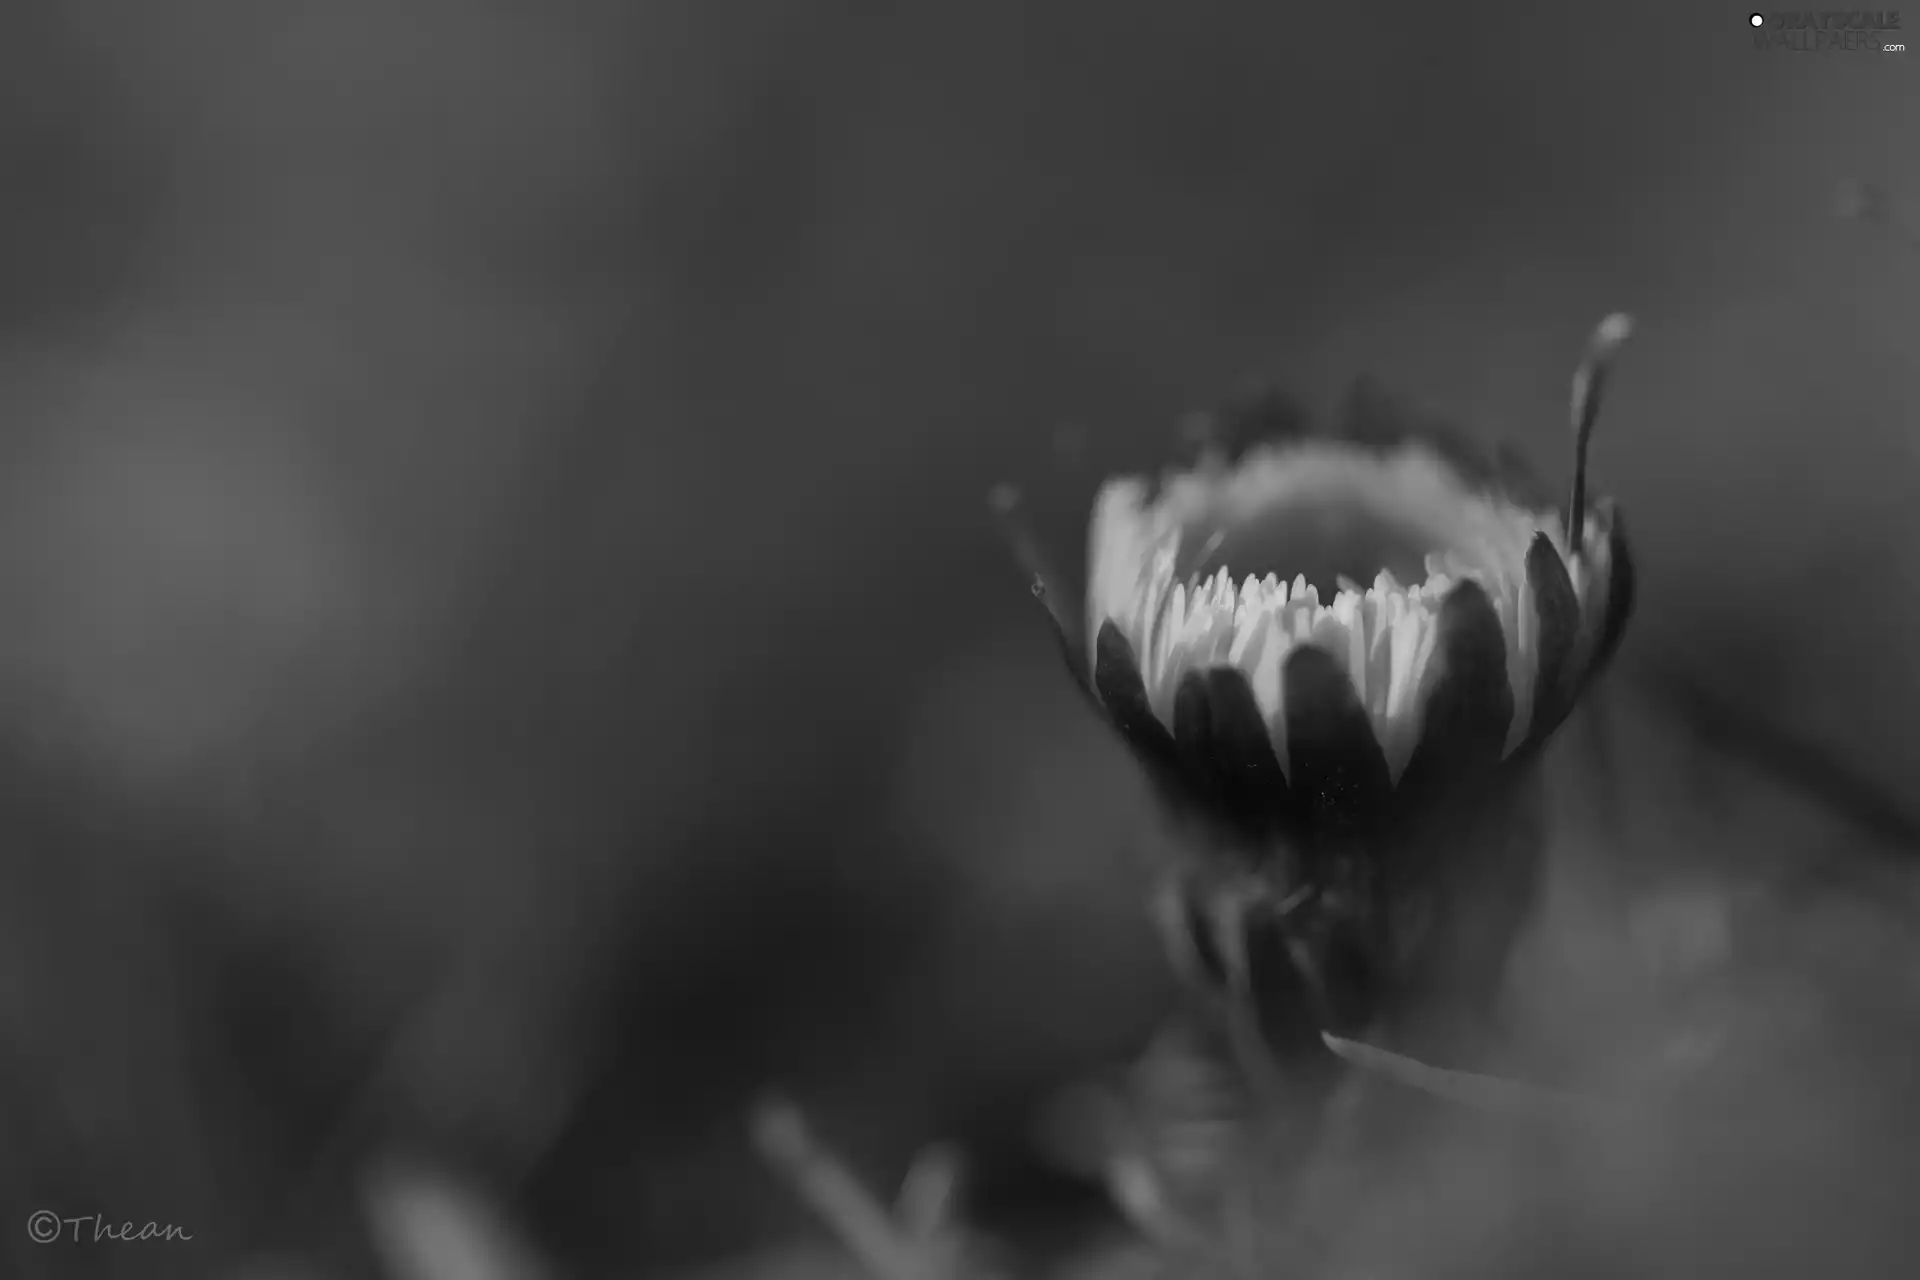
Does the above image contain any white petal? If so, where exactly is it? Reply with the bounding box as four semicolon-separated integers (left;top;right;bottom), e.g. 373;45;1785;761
1085;480;1151;655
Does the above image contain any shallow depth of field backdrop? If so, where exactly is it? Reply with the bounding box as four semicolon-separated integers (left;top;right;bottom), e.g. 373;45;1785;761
0;3;1915;1278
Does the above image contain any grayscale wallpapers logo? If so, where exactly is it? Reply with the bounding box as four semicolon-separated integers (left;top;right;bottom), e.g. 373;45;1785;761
1750;11;1905;50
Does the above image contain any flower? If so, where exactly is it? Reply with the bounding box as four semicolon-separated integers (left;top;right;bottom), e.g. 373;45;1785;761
999;314;1635;852
993;314;1638;1048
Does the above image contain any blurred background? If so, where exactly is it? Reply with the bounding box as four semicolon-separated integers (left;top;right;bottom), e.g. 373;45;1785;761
0;1;1915;1276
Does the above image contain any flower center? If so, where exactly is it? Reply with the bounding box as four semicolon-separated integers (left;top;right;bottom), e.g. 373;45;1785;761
1181;497;1448;602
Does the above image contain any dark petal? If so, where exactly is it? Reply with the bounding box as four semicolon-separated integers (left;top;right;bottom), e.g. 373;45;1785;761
1521;533;1582;750
1283;645;1392;832
1171;670;1213;756
1093;621;1182;769
1397;579;1515;808
1205;667;1298;822
1581;505;1636;691
1171;672;1230;816
1171;666;1298;831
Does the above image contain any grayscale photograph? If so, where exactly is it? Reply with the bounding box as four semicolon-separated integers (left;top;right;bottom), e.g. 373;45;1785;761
0;4;1914;1278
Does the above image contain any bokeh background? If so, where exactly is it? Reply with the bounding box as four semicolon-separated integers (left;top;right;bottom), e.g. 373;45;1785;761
0;2;1916;1277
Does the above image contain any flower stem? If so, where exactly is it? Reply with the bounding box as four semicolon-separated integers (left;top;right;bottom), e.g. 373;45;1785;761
1567;312;1634;547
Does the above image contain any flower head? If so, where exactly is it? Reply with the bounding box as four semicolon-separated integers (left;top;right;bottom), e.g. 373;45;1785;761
997;314;1635;852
